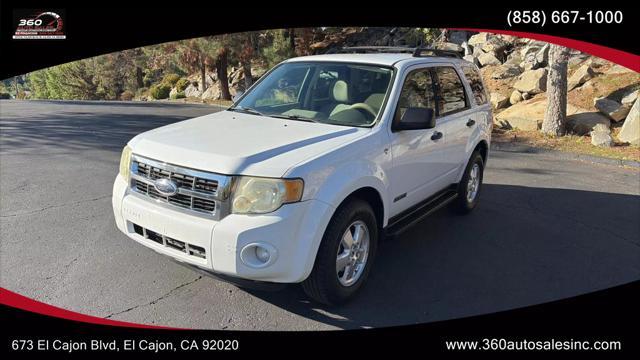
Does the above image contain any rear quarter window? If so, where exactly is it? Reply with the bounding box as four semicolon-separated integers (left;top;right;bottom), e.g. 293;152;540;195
461;65;488;105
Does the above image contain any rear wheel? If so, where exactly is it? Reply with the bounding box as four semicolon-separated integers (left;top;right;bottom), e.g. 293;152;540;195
453;152;484;214
302;199;378;305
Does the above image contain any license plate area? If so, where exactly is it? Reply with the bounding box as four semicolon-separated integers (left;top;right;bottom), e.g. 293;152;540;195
130;221;207;260
122;195;215;266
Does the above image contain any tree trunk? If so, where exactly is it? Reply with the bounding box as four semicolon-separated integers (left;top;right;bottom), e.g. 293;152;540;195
135;67;144;89
200;59;207;93
541;44;570;136
288;28;296;51
241;60;253;89
216;51;231;100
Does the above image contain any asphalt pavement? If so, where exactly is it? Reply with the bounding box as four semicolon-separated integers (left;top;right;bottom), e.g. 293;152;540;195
1;100;639;330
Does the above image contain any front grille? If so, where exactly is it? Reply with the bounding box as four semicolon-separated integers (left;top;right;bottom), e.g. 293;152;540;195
132;222;206;259
131;157;219;215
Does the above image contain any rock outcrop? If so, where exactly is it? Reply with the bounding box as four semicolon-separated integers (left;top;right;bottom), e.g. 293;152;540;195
495;98;609;133
568;64;595;91
513;69;547;94
590;123;613;147
594;98;631;122
618;100;640;145
490;92;509;109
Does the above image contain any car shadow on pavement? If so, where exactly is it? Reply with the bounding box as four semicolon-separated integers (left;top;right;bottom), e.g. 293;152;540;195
245;184;640;329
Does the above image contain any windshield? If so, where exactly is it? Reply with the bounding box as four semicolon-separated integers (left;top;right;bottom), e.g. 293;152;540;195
231;62;394;127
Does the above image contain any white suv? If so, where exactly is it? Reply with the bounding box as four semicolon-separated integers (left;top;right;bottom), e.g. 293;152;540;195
113;47;492;304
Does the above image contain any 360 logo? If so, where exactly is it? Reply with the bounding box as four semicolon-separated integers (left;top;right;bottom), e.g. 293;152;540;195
13;10;66;40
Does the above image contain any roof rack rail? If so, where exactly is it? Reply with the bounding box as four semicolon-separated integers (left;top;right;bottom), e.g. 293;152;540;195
330;46;462;59
412;47;462;59
332;46;415;54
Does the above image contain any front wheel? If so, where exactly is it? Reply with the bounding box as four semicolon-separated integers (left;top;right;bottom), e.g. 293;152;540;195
302;199;378;305
453;151;484;214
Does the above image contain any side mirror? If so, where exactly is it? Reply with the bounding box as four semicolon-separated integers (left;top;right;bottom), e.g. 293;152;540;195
393;107;435;131
232;90;244;102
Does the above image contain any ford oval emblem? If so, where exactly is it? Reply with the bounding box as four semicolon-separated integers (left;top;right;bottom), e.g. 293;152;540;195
153;178;178;196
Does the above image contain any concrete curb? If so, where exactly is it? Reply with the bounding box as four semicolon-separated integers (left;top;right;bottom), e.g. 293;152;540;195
490;142;640;168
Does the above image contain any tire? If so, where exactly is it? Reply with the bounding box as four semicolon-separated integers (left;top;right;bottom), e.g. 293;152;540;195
453;151;484;214
302;198;378;305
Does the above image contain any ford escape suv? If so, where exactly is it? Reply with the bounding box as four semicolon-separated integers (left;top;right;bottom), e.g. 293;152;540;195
113;47;492;305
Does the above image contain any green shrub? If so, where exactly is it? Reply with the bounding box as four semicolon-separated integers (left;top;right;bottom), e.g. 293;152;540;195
170;91;186;99
0;92;10;99
143;69;162;87
120;90;135;101
161;73;181;87
135;87;149;100
175;78;190;92
149;83;171;99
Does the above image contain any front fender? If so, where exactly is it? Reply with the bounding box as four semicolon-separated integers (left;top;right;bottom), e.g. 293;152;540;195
286;132;391;226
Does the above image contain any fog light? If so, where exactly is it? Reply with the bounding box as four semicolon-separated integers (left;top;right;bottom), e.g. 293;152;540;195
255;246;270;263
240;243;277;268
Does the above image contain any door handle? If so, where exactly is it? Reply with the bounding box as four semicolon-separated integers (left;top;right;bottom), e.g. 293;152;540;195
466;119;476;127
431;131;443;141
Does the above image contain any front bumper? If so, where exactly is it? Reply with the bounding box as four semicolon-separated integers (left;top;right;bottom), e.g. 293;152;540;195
112;174;333;283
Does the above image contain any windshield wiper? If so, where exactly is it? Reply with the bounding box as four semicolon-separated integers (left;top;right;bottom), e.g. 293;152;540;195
228;106;265;116
268;114;320;123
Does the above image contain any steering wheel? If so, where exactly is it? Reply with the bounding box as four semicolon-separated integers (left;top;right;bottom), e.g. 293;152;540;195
348;103;378;118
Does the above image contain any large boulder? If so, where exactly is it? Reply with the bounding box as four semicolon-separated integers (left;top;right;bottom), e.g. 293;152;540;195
566;112;611;135
187;72;217;89
594;97;631;122
568;64;595;91
521;43;549;71
477;52;501;67
504;52;522;66
519;41;548;58
495;99;604;132
481;37;508;56
590;130;614;147
472;45;484;57
490;92;509;109
618;100;640;145
468;33;490;47
590;123;613;147
606;64;633;74
201;85;221;100
491;63;522;79
621;89;638;105
513;68;547;94
509;90;523;105
494;100;545;130
568;54;591;67
463;55;479;66
184;84;202;98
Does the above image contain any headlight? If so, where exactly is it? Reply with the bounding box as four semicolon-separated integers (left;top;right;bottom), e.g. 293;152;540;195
119;145;132;181
232;176;303;214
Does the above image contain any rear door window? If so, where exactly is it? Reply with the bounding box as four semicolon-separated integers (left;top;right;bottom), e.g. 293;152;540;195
394;68;436;123
434;67;468;115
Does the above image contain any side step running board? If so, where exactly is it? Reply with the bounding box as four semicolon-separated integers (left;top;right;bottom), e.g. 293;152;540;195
384;189;458;237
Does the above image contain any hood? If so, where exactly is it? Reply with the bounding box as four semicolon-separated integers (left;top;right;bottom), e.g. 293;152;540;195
129;110;368;177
